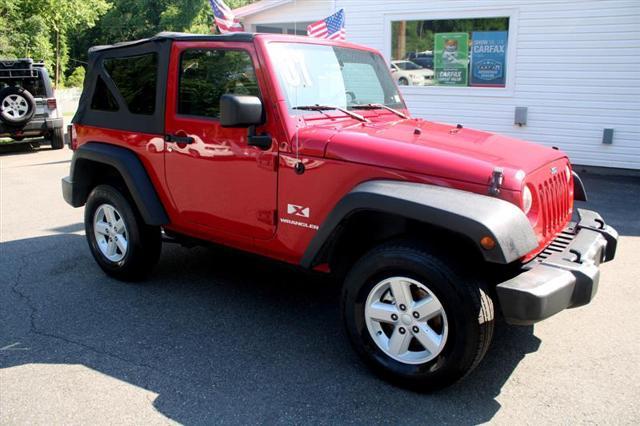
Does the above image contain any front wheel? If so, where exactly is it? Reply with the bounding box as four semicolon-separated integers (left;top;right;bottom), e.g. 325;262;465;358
342;241;494;391
85;185;161;281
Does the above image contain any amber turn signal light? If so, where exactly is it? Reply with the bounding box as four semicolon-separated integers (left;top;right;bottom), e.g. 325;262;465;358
480;236;496;250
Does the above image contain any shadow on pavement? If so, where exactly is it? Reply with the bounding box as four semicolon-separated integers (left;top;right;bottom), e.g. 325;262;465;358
1;231;540;424
0;141;54;156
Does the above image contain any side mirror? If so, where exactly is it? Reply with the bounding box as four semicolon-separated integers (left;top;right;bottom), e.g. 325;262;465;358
220;94;272;150
220;94;264;127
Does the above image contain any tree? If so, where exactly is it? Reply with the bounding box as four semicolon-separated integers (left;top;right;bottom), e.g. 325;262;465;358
2;0;256;86
66;66;86;87
1;0;110;86
69;0;256;67
30;0;111;87
0;3;51;61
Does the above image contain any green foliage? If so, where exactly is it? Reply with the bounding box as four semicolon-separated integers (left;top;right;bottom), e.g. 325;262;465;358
66;66;86;87
26;0;112;32
1;0;256;87
3;15;54;63
1;0;110;85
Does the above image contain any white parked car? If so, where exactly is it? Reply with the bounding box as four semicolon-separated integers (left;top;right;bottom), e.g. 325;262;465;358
390;60;434;86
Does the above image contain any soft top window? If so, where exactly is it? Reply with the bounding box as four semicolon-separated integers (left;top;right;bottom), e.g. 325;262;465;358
104;53;158;115
178;49;260;119
90;75;119;112
73;37;170;134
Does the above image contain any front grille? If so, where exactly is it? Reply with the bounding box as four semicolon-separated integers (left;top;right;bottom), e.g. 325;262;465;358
538;172;571;238
535;226;576;262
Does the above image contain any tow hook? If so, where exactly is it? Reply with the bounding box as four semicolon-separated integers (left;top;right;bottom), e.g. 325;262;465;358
488;167;504;196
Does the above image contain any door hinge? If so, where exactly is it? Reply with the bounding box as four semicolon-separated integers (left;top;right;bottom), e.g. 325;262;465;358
488;167;504;196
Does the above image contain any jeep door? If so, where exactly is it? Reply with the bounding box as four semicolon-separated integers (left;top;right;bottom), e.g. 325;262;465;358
164;41;279;240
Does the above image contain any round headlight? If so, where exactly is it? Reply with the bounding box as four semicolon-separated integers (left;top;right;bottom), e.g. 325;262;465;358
522;186;533;215
565;165;571;182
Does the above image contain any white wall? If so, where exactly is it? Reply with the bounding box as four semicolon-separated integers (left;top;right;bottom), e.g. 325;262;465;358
243;0;333;32
242;0;640;170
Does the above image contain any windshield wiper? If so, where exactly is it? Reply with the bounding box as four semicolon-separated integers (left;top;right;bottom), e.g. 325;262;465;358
292;105;369;122
351;103;409;119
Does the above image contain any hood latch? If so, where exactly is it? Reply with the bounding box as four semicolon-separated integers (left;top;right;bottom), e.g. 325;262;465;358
488;167;504;196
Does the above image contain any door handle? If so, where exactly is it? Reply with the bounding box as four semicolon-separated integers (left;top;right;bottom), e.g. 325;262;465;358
165;134;195;144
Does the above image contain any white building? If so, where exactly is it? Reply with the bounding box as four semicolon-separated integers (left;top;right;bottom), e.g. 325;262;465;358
234;0;640;170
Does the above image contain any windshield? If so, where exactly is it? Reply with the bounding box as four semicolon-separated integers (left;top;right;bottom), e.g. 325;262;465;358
266;42;405;112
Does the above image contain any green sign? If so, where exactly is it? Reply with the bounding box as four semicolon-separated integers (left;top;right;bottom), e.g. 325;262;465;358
434;32;469;86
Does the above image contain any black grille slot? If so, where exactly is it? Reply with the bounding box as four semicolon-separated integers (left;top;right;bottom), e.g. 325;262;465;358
536;228;576;261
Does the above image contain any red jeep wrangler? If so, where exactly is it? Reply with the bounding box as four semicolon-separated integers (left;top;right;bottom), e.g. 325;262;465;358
62;32;617;390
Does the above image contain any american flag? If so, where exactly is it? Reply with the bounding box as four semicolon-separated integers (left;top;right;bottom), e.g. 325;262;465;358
209;0;243;33
307;9;346;41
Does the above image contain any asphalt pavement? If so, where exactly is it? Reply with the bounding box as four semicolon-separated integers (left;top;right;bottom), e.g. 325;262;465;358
1;144;639;425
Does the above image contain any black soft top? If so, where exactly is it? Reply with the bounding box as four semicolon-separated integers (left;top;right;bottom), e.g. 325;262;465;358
88;31;254;54
74;32;255;134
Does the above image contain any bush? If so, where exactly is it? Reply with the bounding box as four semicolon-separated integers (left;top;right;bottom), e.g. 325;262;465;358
66;66;86;88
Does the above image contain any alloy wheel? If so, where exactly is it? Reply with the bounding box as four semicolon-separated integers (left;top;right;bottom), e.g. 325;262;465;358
93;203;129;262
1;94;29;120
364;276;448;364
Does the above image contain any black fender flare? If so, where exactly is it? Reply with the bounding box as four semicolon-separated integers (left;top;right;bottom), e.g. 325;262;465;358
65;142;169;225
572;171;587;201
301;180;538;267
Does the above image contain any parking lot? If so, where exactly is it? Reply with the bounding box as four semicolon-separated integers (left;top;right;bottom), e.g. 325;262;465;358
1;144;639;424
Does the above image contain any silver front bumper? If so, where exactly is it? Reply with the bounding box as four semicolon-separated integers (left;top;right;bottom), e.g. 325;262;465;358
496;209;618;325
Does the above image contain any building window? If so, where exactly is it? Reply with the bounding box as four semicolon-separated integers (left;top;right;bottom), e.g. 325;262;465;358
255;25;285;34
103;53;157;114
391;18;509;88
178;49;260;119
254;22;311;35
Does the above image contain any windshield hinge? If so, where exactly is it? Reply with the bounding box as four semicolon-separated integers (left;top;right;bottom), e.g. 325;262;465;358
488;167;504;196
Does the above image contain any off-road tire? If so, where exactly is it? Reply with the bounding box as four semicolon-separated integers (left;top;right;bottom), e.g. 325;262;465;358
85;184;161;281
50;127;64;150
342;241;494;391
0;86;36;126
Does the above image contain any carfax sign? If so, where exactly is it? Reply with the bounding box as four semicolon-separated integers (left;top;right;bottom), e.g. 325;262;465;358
434;32;469;86
470;31;508;87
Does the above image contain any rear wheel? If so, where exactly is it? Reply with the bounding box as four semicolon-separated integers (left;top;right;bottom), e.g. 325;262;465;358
50;127;64;149
398;77;409;86
85;185;161;281
342;241;494;391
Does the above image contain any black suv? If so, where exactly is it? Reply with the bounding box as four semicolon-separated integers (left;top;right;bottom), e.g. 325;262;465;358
0;58;64;149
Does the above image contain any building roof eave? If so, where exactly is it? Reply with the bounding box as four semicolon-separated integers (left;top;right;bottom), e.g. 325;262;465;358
233;0;294;19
